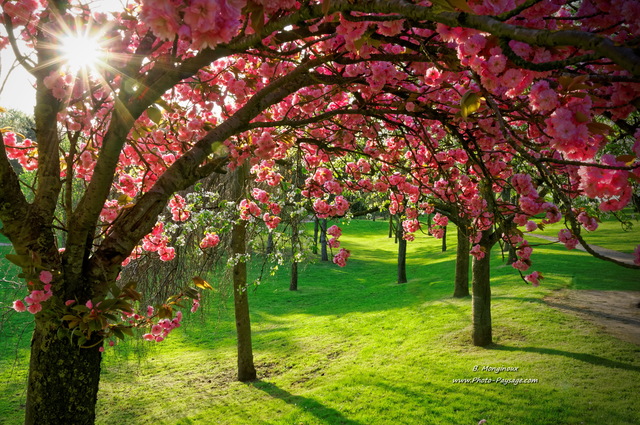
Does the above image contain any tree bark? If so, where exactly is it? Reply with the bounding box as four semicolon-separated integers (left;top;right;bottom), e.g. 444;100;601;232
312;217;319;254
266;232;274;254
397;217;407;284
25;323;102;425
471;238;492;346
441;225;447;252
319;218;328;261
454;224;470;298
290;218;299;291
231;166;256;382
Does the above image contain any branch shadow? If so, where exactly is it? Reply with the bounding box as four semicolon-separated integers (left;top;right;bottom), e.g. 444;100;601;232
489;344;640;372
250;380;364;425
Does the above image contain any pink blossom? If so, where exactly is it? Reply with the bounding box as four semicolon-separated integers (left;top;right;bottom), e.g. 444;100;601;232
12;300;27;312
200;233;221;249
512;259;530;272
332;248;351;267
191;297;201;313
142;333;155;341
39;270;53;284
263;213;281;230
327;225;342;238
140;0;181;41
65;299;76;306
328;237;341;248
403;219;421;234
525;271;543;287
147;306;155;317
525;221;538;232
27;303;42;314
252;188;270;203
558;229;579;250
151;324;163;336
470;244;485;260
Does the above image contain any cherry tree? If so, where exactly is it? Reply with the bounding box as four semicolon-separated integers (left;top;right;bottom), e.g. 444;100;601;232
1;0;640;424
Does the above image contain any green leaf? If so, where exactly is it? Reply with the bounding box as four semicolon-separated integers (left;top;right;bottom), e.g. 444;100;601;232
460;91;482;119
193;276;214;290
5;253;31;268
322;0;331;15
112;327;125;340
146;106;163;124
250;5;264;34
121;327;134;337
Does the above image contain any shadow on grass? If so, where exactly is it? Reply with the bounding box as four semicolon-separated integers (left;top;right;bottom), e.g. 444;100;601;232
251;380;364;425
490;345;640;372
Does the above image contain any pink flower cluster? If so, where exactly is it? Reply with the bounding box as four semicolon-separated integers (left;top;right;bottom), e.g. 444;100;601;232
141;223;176;261
524;271;543;287
578;155;631;212
3;131;37;171
43;71;74;100
199;233;220;249
558;229;579;250
12;271;54;314
327;224;342;248
332;248;351;267
239;199;261;220
169;194;190;221
142;311;183;343
140;0;244;49
470;244;485;260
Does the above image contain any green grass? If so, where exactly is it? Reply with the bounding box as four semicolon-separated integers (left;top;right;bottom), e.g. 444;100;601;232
1;220;640;424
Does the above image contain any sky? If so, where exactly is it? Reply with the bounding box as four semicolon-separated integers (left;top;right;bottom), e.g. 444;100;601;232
0;0;124;114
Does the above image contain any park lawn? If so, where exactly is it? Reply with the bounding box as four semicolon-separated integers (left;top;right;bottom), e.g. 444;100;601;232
0;219;639;424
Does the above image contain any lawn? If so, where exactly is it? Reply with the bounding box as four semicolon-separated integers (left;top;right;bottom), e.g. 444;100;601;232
1;219;639;424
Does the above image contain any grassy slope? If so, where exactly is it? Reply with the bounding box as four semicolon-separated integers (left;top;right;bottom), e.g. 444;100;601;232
1;220;640;424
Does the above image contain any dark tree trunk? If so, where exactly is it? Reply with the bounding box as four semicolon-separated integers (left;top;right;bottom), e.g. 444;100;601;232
441;225;447;252
231;220;257;381
633;193;640;213
290;261;298;291
266;232;274;254
290;218;299;291
312;217;319;254
506;244;517;265
454;224;470;298
231;165;256;382
472;235;493;346
397;217;407;284
25;323;102;425
388;214;394;238
320;218;328;261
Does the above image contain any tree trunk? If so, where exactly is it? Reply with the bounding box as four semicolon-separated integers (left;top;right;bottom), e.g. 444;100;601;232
266;232;274;254
25;323;102;425
290;218;299;291
471;242;492;346
454;224;470;298
231;220;257;381
231;165;256;382
397;217;407;284
312;217;319;254
290;261;298;291
441;225;447;252
320;218;328;261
